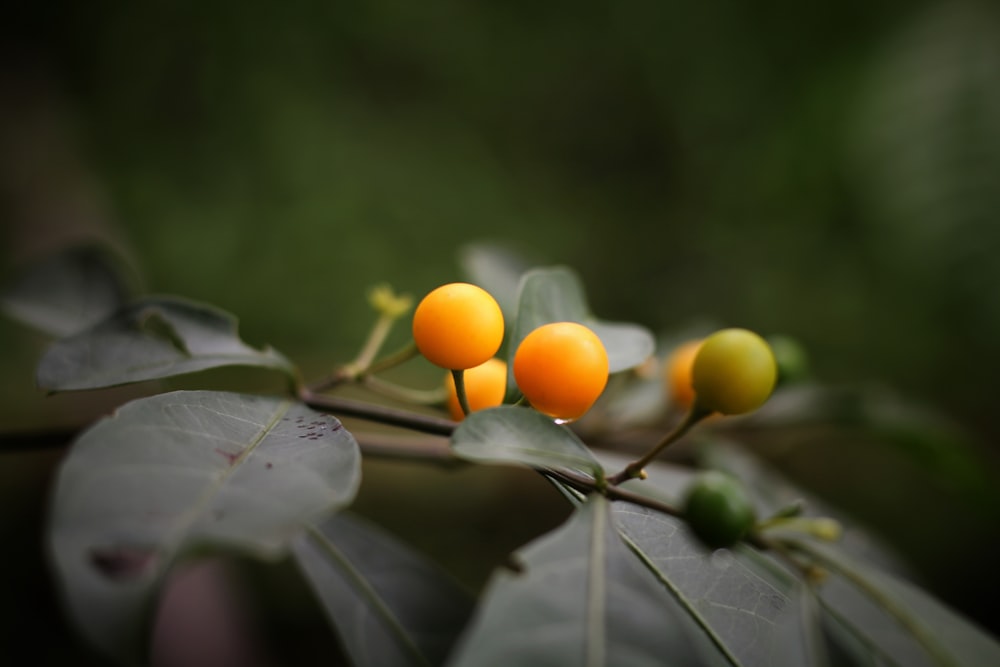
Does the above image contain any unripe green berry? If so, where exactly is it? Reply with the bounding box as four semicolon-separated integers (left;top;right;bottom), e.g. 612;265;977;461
691;328;777;415
766;334;810;385
682;471;756;549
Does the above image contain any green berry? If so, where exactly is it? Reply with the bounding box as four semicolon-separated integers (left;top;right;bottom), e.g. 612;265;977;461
766;334;810;385
682;471;756;549
691;328;777;415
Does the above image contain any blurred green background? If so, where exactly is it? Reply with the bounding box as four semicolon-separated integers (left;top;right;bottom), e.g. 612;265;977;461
3;0;1000;663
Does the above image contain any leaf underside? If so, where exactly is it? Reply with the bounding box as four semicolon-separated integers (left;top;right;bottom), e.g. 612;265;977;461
450;405;604;479
293;512;474;667
447;495;716;667
37;295;294;391
1;244;133;337
48;390;361;664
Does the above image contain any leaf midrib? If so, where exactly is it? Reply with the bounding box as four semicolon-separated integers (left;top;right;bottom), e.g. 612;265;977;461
586;499;606;667
164;398;292;547
305;524;433;667
616;507;744;667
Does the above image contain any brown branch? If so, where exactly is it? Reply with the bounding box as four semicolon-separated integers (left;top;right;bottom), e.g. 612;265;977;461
299;389;457;437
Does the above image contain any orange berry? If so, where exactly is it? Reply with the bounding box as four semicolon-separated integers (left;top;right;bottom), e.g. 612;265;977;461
412;283;504;370
444;358;508;421
513;322;609;421
664;339;703;409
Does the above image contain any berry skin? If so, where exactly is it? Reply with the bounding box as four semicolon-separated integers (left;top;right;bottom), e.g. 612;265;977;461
682;471;756;549
412;283;504;370
513;322;609;421
691;328;776;415
664;339;703;410
444;358;507;421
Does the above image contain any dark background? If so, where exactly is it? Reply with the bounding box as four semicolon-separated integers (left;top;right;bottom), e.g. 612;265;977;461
3;1;999;663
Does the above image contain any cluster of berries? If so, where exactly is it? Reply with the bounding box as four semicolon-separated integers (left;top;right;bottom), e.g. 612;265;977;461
413;282;778;423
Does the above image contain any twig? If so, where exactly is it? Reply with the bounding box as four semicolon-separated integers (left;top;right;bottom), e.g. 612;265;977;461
299;388;457;437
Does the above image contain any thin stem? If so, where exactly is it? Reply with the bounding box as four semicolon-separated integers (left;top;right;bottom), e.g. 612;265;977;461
353;433;460;465
361;375;447;406
307;343;421;396
348;313;396;377
366;341;420;375
747;533;816;579
451;369;472;417
299;389;456;437
543;468;684;519
607;404;712;485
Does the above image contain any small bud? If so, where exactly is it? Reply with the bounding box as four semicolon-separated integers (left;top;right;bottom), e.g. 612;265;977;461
804;517;843;542
368;283;413;319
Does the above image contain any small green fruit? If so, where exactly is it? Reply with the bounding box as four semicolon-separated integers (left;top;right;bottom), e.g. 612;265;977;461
766;334;810;385
682;471;756;549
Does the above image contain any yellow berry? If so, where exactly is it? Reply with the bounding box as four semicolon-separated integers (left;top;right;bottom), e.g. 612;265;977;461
444;358;508;421
412;283;504;370
691;328;776;415
513;322;609;420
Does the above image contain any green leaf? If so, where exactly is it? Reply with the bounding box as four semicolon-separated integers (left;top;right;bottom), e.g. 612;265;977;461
293;512;474;667
505;267;655;400
448;495;720;667
1;244;134;337
614;502;824;667
458;242;533;320
37;295;295;391
788;538;1000;667
48;390;361;664
450;405;603;479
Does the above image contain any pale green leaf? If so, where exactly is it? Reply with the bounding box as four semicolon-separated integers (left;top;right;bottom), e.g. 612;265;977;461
448;495;722;667
450;405;603;479
48;390;361;664
293;513;473;667
1;244;133;337
37;295;295;391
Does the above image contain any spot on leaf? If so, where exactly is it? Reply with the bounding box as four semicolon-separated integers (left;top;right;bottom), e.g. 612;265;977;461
215;448;241;466
89;546;158;581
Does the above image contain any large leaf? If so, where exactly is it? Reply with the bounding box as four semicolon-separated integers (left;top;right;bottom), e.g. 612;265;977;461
566;451;825;667
48;390;361;664
505;267;655;400
37;295;295;391
1;244;134;337
293;512;474;667
447;495;721;667
450;405;604;480
613;502;823;667
787;538;1000;667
